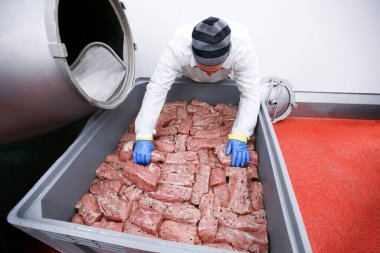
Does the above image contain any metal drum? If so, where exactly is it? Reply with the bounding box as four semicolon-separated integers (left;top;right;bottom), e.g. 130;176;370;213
0;0;135;143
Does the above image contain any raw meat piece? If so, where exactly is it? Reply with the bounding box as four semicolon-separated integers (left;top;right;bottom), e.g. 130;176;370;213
156;113;177;127
192;117;222;129
177;106;189;119
119;184;144;202
164;203;201;224
160;163;198;175
213;225;256;251
166;151;199;165
190;164;211;205
190;99;217;114
250;181;264;211
214;103;238;116
128;119;135;133
139;194;171;214
210;167;226;186
228;168;251;214
218;207;266;232
165;101;187;109
197;149;210;165
97;193;132;222
156;125;177;136
192;112;220;122
159;170;194;186
208;150;222;168
159;220;200;244
151;150;166;163
186;104;211;114
198;192;220;242
249;151;259;166
71;213;85;225
122;161;160;192
175;134;187;152
90;179;122;195
247;166;259;180
203;243;234;250
214;144;231;166
247;141;255;151
123;221;157;238
120;132;135;142
177;118;193;135
186;137;223;151
154;136;176;153
251;227;269;250
129;208;163;235
75;193;102;225
91;221;123;232
147;183;192;203
96;163;121;181
193;126;227;139
213;183;229;208
139;194;172;214
119;141;134;161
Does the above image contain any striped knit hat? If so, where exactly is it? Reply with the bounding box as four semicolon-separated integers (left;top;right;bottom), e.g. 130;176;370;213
192;17;231;66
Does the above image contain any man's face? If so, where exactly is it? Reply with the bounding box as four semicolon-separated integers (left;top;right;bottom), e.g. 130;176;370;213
196;62;224;77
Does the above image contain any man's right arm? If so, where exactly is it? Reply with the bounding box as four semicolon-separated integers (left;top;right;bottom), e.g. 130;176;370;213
133;42;181;165
135;42;181;140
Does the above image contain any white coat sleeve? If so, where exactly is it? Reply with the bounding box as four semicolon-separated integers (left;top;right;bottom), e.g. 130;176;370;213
134;43;181;136
231;39;263;138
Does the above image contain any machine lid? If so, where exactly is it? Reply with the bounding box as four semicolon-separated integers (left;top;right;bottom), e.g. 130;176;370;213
261;76;297;123
55;0;136;109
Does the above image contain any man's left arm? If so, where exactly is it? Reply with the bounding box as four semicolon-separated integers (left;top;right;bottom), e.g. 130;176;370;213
226;39;263;167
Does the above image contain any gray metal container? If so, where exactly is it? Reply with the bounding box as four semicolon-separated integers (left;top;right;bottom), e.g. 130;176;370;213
0;0;135;143
8;79;312;253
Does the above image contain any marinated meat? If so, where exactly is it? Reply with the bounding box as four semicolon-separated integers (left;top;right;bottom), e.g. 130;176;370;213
122;161;160;192
75;193;102;225
91;221;123;232
210;167;226;186
174;134;187;152
159;220;200;244
190;164;211;205
164;203;201;224
151;150;166;163
71;213;85;225
159;170;195;186
119;184;144;202
119;141;134;161
90;179;122;195
147;183;192;203
139;194;171;214
198;192;220;242
250;181;265;211
72;100;267;252
166;151;199;165
218;207;266;232
159;163;198;175
97;193;132;222
123;221;157;238
228;168;251;214
213;183;229;208
129;208;164;235
154;139;176;153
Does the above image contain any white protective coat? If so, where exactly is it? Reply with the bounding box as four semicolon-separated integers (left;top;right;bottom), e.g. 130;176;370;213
135;20;263;139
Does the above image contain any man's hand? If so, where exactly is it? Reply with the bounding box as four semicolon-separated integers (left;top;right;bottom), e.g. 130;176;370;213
225;139;250;167
133;140;154;166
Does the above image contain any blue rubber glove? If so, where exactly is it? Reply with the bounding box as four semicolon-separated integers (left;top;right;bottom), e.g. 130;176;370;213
133;140;154;166
225;139;250;168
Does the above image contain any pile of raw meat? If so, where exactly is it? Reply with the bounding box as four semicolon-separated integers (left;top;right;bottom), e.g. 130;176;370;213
71;99;268;252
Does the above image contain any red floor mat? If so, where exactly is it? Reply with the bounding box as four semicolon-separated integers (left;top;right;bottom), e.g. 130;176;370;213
273;117;380;253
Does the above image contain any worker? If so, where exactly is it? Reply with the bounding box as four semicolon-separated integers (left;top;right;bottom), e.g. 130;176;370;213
132;16;262;168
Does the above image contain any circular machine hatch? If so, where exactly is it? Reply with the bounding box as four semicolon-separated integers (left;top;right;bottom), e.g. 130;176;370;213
261;77;297;123
57;0;135;109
